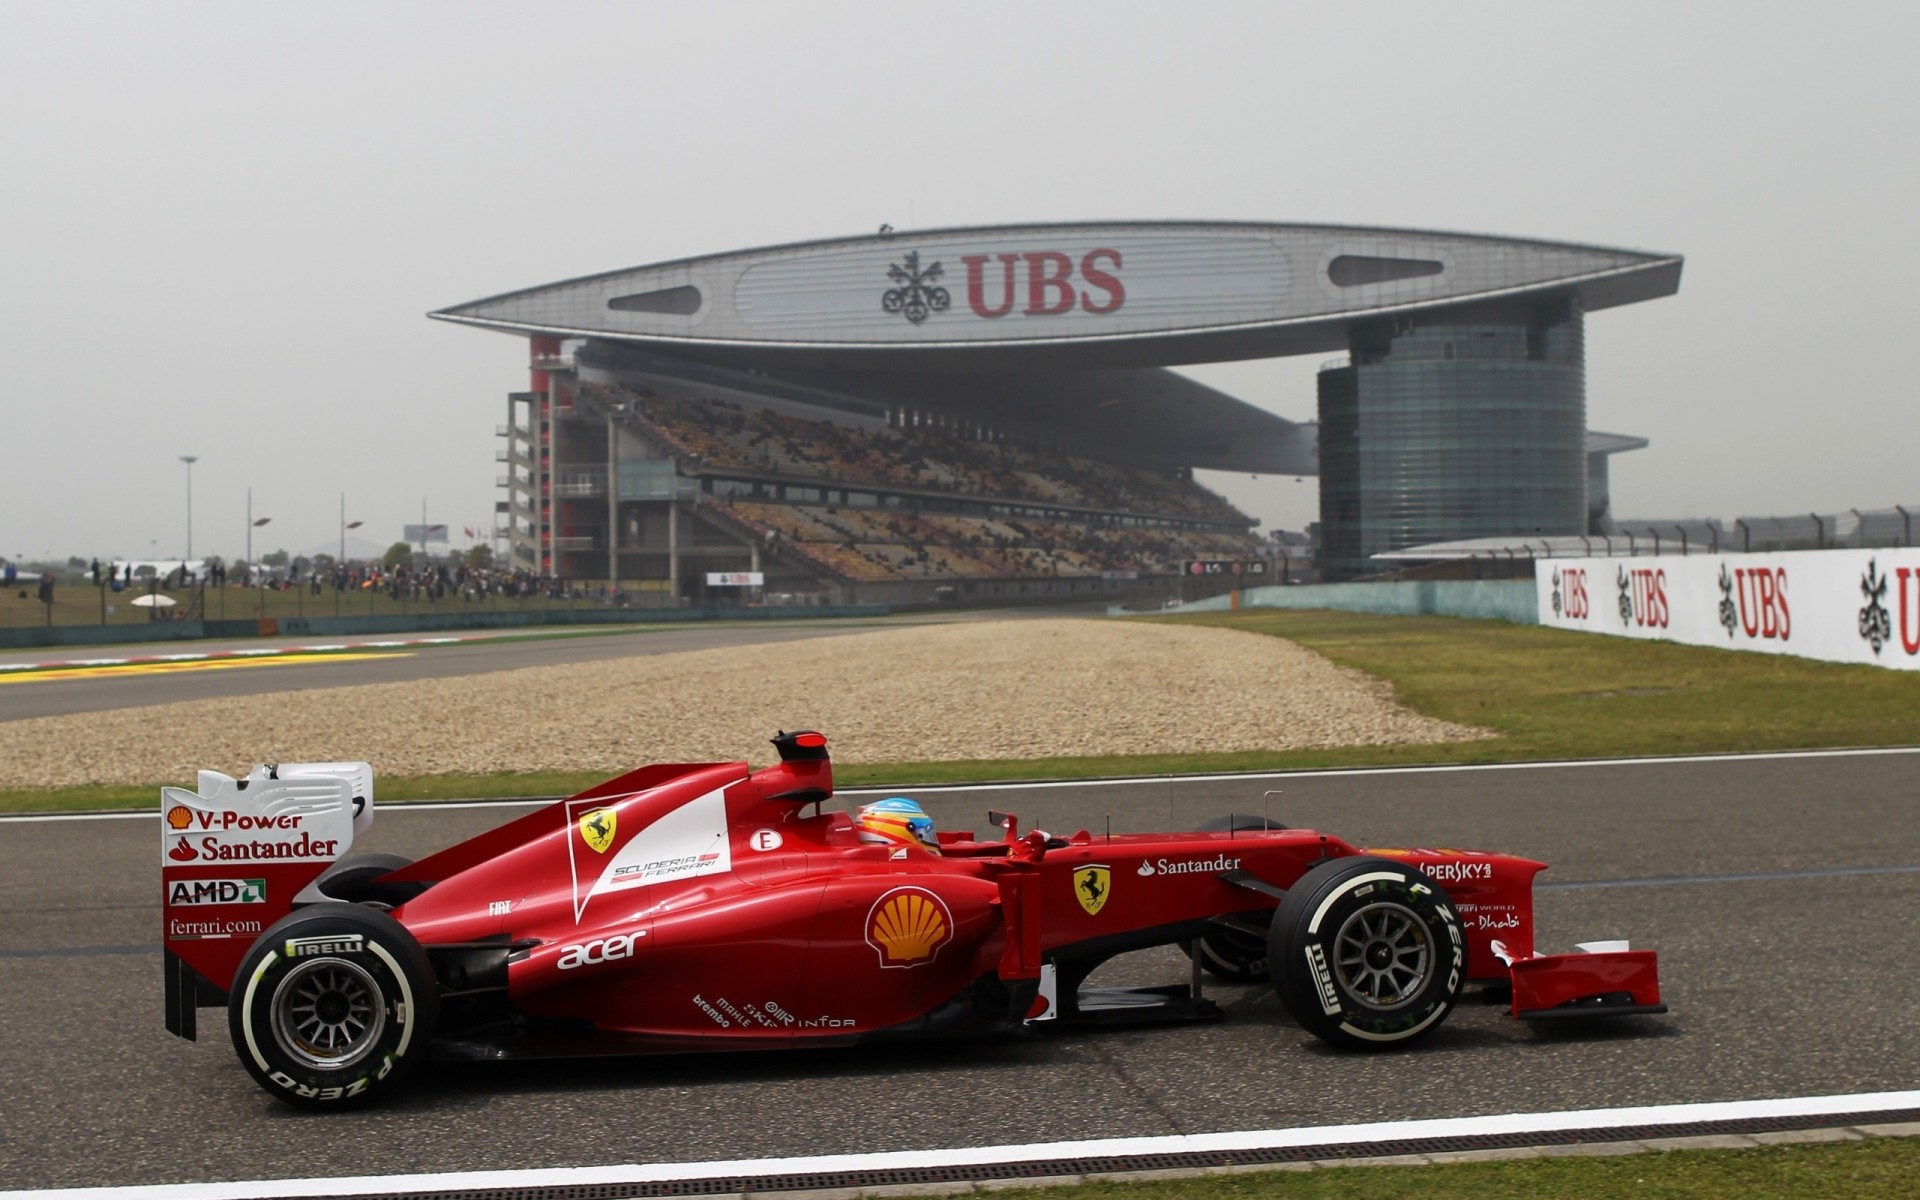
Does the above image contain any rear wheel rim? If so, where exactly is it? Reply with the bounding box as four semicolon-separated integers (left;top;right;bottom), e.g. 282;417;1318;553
270;957;386;1071
1332;901;1431;1010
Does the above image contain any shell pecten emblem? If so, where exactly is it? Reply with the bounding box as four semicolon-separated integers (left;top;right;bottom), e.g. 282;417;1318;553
864;886;954;968
578;808;617;855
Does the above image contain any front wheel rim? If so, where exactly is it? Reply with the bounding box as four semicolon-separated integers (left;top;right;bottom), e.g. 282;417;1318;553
1332;901;1432;1011
269;957;386;1071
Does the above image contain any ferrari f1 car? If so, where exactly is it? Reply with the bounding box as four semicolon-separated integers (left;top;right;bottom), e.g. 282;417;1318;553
160;732;1665;1108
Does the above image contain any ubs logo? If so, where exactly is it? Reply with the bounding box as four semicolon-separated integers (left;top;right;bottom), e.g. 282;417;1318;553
881;252;951;324
882;248;1127;324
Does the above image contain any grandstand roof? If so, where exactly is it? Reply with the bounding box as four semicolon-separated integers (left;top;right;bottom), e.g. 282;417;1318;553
436;222;1680;476
1585;430;1651;456
430;220;1682;373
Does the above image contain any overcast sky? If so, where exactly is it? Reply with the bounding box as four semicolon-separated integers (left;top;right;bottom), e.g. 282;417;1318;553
4;1;1914;563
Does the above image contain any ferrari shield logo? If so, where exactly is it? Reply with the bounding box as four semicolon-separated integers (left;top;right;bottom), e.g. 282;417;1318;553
1075;865;1111;916
578;808;616;855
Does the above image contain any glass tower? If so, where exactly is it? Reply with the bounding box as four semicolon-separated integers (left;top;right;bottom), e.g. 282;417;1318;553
1316;296;1587;579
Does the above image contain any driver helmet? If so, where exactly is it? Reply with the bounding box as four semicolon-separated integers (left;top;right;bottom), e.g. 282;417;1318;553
856;797;941;855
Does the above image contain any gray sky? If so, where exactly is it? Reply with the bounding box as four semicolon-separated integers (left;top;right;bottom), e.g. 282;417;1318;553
4;1;1914;563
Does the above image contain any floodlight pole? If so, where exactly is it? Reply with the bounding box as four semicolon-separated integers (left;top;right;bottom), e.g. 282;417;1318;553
179;455;198;562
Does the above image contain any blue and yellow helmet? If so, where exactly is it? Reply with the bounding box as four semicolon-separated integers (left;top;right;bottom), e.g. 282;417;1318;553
856;797;941;854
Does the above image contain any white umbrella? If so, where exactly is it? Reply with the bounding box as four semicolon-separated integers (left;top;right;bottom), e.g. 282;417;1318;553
130;594;177;608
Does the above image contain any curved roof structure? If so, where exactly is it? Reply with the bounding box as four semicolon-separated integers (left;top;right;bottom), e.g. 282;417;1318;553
434;222;1680;476
431;220;1682;373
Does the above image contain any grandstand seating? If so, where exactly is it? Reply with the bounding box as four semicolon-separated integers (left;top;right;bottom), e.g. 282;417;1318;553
588;383;1249;523
586;382;1268;588
724;501;1264;585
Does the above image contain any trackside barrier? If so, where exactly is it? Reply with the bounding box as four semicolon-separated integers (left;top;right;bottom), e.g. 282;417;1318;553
0;605;890;652
1158;580;1538;624
1536;550;1920;670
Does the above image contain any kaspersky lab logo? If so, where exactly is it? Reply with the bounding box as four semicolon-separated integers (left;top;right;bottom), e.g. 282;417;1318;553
167;878;266;906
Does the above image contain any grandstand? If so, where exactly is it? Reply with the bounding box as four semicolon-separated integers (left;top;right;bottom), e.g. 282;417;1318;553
442;220;1683;591
508;362;1267;605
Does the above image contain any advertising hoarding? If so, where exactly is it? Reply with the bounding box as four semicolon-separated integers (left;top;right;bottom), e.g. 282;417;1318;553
1535;550;1920;670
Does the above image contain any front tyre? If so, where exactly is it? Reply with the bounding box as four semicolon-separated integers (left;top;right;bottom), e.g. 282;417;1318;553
1271;856;1464;1049
229;902;436;1109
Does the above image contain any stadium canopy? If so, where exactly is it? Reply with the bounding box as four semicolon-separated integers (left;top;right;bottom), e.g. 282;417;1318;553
431;221;1681;476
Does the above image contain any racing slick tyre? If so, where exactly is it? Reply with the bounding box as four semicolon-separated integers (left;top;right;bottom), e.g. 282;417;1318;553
1270;856;1464;1050
1181;814;1287;982
229;902;437;1109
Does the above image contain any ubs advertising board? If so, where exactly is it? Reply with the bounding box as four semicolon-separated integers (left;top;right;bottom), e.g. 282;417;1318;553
1535;551;1920;670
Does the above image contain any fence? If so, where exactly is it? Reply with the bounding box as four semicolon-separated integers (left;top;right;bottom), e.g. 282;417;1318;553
1606;504;1917;555
1153;580;1539;624
0;580;639;632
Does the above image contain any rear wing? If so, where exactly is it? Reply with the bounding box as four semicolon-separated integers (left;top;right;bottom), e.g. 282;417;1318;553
161;762;372;1039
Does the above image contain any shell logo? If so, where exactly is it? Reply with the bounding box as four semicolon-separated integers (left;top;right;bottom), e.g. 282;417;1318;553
165;805;195;831
864;887;953;969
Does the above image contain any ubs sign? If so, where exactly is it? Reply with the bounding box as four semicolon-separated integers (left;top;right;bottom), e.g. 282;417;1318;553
880;249;1125;324
734;234;1290;340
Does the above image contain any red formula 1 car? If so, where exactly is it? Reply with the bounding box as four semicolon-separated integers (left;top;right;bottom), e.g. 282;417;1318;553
159;732;1665;1108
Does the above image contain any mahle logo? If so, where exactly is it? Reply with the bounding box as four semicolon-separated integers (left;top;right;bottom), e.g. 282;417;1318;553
167;878;266;907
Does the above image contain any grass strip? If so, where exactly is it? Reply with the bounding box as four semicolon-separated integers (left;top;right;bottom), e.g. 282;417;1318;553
7;610;1917;814
1172;609;1920;760
969;1135;1918;1199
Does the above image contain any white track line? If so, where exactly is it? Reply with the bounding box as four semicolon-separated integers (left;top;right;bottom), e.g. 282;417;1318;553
7;745;1917;824
5;1089;1916;1200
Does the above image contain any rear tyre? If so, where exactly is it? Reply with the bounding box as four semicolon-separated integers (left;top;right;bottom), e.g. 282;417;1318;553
1271;856;1464;1049
1181;814;1286;982
229;902;436;1109
311;852;422;909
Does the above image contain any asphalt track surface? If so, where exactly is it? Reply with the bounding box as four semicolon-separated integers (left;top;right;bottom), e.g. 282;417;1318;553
0;611;1068;723
4;748;1920;1192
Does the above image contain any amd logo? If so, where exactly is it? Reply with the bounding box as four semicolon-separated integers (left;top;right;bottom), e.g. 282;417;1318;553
960;249;1124;318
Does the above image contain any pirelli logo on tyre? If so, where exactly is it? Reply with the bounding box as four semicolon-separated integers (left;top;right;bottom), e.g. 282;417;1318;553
1305;943;1341;1014
284;934;365;959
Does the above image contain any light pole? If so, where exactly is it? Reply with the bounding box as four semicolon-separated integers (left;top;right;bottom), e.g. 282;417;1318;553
247;488;272;567
248;487;271;614
339;493;362;562
179;455;198;564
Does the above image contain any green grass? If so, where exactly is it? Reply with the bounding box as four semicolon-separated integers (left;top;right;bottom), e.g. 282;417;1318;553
967;1136;1919;1200
1170;609;1920;761
7;609;1918;814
